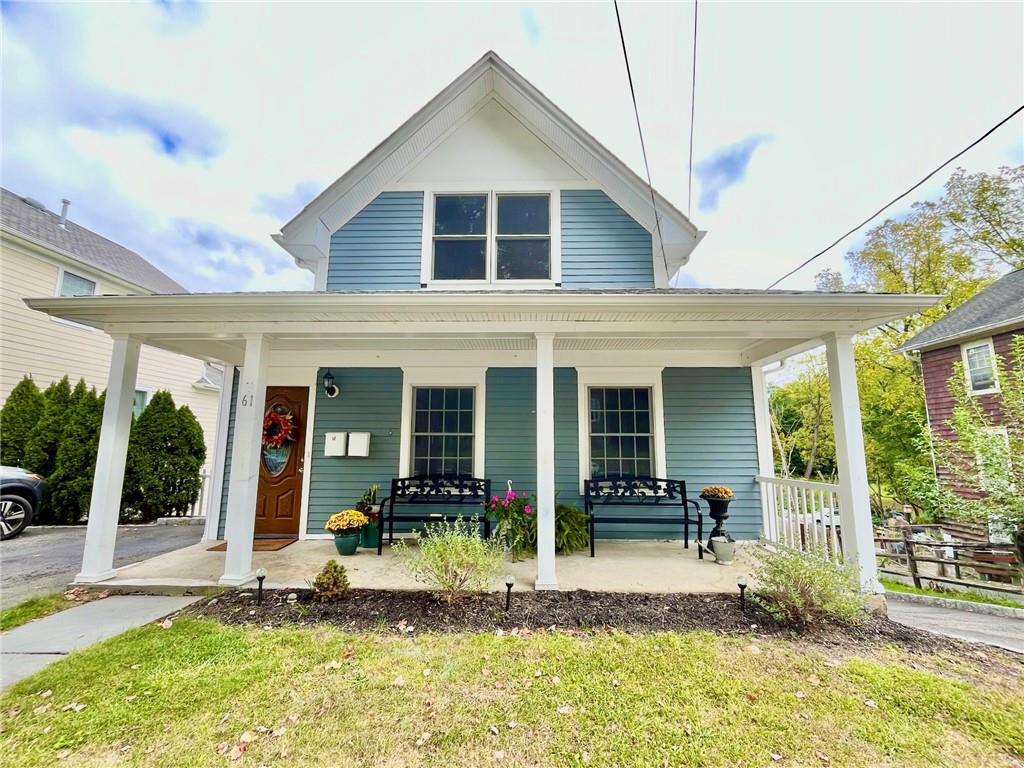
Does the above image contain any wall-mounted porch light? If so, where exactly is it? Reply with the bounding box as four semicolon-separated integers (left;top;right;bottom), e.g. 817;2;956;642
323;369;340;399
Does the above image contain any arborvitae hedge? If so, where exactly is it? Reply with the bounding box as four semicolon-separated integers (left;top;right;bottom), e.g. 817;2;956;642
0;377;45;466
22;376;73;478
48;387;104;524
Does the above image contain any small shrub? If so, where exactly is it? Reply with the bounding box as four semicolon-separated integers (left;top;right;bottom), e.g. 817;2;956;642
750;546;867;628
393;518;504;604
555;503;589;554
311;560;351;601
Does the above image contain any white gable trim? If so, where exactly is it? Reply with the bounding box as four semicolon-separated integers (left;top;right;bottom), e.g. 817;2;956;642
274;51;702;282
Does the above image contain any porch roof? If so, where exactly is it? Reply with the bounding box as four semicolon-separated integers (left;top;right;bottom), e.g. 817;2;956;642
25;289;938;367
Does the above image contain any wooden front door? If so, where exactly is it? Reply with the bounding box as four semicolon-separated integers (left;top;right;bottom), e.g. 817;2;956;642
254;386;308;538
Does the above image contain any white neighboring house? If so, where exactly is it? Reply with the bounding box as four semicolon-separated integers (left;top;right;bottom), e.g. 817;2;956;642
0;188;221;475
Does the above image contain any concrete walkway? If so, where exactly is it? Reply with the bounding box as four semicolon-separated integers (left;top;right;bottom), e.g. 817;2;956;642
887;600;1024;654
0;595;198;689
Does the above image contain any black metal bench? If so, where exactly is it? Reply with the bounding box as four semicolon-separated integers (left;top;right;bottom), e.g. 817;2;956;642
377;474;492;555
583;476;703;558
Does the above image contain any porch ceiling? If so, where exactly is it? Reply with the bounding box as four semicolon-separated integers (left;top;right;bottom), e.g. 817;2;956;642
25;289;939;367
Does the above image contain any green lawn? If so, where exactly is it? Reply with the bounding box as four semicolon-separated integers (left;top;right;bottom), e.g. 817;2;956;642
1;618;1022;767
881;577;1024;610
0;593;73;632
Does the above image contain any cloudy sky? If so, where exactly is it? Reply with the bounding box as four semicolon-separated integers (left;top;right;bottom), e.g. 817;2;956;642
2;2;1022;293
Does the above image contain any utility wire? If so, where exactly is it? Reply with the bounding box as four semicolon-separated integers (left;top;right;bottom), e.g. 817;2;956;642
766;103;1024;290
687;1;698;218
614;0;669;278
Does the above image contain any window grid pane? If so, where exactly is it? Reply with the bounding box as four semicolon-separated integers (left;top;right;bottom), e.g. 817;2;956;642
588;387;654;479
412;387;474;476
966;345;996;390
60;272;96;297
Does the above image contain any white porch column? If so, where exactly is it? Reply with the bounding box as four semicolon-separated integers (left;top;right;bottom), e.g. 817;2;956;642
534;332;558;590
750;365;774;534
220;336;270;586
824;332;880;592
202;363;235;542
76;335;141;583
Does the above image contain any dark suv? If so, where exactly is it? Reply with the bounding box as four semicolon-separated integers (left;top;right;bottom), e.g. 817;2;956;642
0;466;49;540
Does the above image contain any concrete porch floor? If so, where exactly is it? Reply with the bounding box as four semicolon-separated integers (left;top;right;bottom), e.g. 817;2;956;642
95;538;750;593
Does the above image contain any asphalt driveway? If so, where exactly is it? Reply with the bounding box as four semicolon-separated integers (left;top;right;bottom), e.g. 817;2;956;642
0;523;203;608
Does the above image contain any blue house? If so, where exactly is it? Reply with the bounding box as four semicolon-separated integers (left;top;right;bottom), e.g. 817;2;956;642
31;52;934;591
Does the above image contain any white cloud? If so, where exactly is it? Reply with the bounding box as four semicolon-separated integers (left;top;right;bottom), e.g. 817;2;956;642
2;2;1021;294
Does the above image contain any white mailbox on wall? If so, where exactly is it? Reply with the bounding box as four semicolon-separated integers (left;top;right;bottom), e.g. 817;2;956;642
347;432;371;457
324;432;348;457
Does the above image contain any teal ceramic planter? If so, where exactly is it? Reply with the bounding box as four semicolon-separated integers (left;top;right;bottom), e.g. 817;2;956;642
360;521;379;549
334;532;361;556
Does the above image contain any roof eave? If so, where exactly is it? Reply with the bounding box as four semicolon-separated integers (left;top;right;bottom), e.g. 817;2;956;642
899;315;1024;353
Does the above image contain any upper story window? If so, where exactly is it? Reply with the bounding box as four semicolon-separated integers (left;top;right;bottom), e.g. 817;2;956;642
431;192;551;283
961;339;999;395
59;270;97;297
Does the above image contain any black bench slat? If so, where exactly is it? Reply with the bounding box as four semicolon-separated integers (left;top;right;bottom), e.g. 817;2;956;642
584;476;703;558
378;474;492;555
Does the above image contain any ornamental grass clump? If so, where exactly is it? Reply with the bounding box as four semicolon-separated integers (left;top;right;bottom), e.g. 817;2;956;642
750;545;867;628
311;559;351;601
325;508;368;535
393;518;504;604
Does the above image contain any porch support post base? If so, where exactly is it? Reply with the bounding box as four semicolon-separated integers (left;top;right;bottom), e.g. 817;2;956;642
73;569;117;584
218;572;256;587
78;334;141;582
534;581;560;591
824;332;881;593
535;332;558;590
221;334;270;585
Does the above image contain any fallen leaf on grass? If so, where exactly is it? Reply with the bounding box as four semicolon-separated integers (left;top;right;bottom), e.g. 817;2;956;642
556;705;572;715
38;690;52;699
770;752;783;762
286;714;300;723
343;645;354;658
218;713;232;726
549;675;561;685
795;691;807;700
271;727;286;738
611;679;620;688
808;675;821;686
62;702;86;713
393;676;406;687
507;720;517;729
864;699;878;709
815;751;830;764
160;619;172;630
415;732;431;747
745;644;762;654
324;660;343;670
56;749;72;760
228;742;248;761
125;696;137;703
481;667;492;677
130;664;142;670
493;750;506;759
488;725;499;736
422;668;432;677
534;670;543;678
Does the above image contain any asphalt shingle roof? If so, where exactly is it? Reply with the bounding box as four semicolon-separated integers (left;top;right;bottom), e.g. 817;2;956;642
900;269;1024;352
1;188;186;294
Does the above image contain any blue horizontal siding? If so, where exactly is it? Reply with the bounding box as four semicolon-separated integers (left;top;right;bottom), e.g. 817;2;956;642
560;190;655;289
326;192;423;291
486;368;537;497
307;368;403;534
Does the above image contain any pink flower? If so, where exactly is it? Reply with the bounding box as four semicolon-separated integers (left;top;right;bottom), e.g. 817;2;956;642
524;504;533;516
505;490;516;502
491;495;500;503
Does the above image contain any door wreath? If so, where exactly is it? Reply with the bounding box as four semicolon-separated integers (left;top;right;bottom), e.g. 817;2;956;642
262;407;297;447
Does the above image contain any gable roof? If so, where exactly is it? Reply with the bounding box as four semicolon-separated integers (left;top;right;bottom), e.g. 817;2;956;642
273;51;704;282
899;269;1024;352
1;188;186;294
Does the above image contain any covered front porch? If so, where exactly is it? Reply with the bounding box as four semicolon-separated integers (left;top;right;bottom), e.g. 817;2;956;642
90;538;748;593
25;289;937;593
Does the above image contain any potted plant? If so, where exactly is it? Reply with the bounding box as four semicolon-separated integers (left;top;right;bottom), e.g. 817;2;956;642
325;508;369;555
357;484;381;548
700;485;735;553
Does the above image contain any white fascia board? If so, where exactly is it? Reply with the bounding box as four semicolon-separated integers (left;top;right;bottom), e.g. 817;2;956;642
272;51;702;277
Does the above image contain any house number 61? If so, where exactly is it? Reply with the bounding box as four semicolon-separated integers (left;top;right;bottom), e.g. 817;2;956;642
240;394;253;407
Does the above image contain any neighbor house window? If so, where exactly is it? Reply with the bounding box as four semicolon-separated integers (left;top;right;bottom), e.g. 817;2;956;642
59;271;96;297
587;387;654;479
132;390;150;419
411;387;475;476
962;339;999;394
430;192;551;282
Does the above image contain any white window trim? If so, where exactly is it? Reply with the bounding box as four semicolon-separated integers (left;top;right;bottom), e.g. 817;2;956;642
132;386;154;418
960;338;1000;396
575;367;667;494
419;187;561;288
399;367;487;478
52;266;101;332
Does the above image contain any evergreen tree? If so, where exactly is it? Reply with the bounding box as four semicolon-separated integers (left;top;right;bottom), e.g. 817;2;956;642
48;388;104;524
122;392;206;522
22;376;73;477
0;377;45;466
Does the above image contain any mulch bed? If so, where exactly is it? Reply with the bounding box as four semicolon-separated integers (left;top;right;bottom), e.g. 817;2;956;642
186;588;1021;664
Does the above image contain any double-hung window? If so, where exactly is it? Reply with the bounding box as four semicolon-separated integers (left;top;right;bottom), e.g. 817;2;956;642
588;386;654;479
431;192;551;282
961;339;999;395
411;386;475;476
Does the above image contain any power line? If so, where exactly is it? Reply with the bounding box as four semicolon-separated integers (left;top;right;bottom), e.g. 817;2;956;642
613;0;669;278
766;103;1024;290
687;1;698;218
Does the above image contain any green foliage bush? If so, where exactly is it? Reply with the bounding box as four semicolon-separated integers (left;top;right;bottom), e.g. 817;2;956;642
311;559;351;601
751;545;867;628
22;376;73;478
0;377;45;466
49;387;104;524
554;503;589;555
393;518;504;604
121;392;206;522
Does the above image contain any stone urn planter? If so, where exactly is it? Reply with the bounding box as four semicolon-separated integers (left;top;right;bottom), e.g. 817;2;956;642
700;486;735;553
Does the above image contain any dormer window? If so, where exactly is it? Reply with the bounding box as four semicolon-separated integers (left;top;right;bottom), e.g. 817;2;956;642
428;192;554;284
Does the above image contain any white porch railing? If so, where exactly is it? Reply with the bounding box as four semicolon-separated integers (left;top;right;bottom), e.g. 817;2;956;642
185;471;212;518
755;475;843;562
